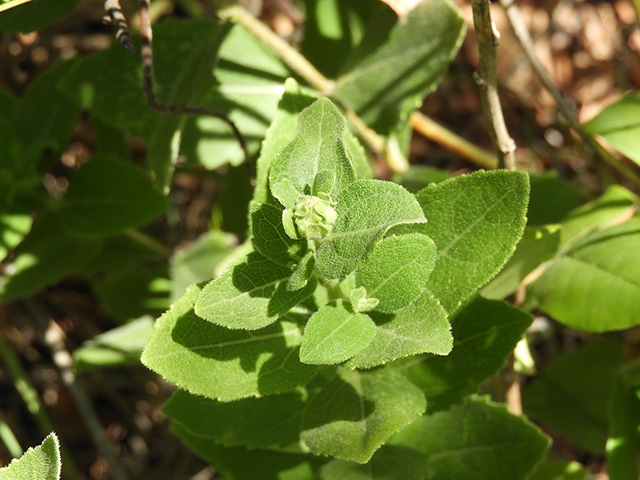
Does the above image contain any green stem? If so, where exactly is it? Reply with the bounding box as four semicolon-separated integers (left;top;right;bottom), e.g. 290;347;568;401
124;228;172;257
0;412;23;459
410;112;498;169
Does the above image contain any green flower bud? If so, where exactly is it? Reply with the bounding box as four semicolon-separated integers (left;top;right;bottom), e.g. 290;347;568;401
350;286;379;313
289;194;338;241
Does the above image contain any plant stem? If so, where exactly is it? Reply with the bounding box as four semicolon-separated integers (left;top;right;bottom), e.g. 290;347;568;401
0;332;81;478
500;0;640;188
125;228;172;257
216;4;409;172
410;112;498;169
0;410;23;458
470;0;517;170
22;301;130;480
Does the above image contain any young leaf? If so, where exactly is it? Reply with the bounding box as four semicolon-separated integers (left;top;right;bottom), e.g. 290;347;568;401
194;251;316;330
356;233;436;312
251;202;306;265
142;284;317;401
163;388;306;449
389;397;549;480
0;214;32;261
59;156;169;236
299;300;377;365
528;219;640;332
396;170;530;312
269;98;356;208
0;432;61;480
522;338;625;453
287;250;316;292
317;179;427;279
333;0;466;134
318;445;425;480
345;289;452;369
397;296;532;413
584;91;640;167
73;316;154;373
301;368;426;463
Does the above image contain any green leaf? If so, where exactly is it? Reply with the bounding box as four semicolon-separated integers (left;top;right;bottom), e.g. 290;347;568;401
16;60;81;160
180;24;293;170
528;218;640;332
299;300;376;365
391;166;451;193
558;185;637;247
0;213;102;303
141;284;318;401
389;397;549;480
194;251;316;330
606;360;640;480
0;0;79;33
287;250;316;292
170;424;323;480
317;179;426;278
218;164;253;236
318;445;425;480
481;225;561;300
163;388;306;449
528;172;579;226
345;289;452;370
0;214;32;261
269;98;356;208
59;156;169;236
170;230;236;301
528;459;591;480
356;233;436;312
73;316;154;372
397;296;532;413
398;170;530;312
333;0;465;134
522;338;625;453
584;91;640;166
0;432;61;480
251;202;307;265
301;368;426;463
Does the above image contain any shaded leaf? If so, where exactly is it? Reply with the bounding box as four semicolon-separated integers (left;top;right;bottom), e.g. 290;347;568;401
142;284;317;401
287;250;316;292
397;296;532;413
0;214;32;261
0;0;79;33
333;0;465;134
194;251;316;330
528;219;640;332
317;179;426;278
301;368;425;463
528;459;591;480
299;300;376;365
269;98;356;208
345;289;452;369
397;170;530;312
73;316;154;372
163;388;306;449
0;432;60;480
528;172;579;226
522;338;625;453
59;156;169;236
389;397;549;480
251;202;306;265
356;233;436;312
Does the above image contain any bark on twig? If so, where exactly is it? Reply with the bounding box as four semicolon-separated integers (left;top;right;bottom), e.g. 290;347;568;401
470;0;516;170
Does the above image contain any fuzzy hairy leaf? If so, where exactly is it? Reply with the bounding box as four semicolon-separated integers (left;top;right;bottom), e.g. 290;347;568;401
389;398;549;480
396;296;532;412
299;300;377;365
269;98;356;208
251;202;306;265
163;388;306;449
345;289;452;369
59;156;169;236
194;252;316;330
318;446;425;480
356;233;436;312
528;219;640;332
142;284;317;401
317;179;426;278
397;170;530;312
0;433;60;480
301;368;426;463
333;0;465;134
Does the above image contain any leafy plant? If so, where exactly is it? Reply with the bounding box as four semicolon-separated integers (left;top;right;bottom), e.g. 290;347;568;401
1;0;640;479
